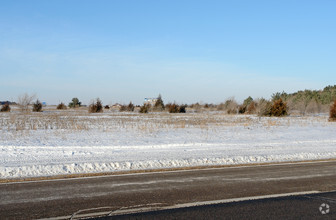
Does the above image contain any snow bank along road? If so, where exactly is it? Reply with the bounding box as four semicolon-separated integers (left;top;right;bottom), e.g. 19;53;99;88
1;160;336;219
1;113;336;179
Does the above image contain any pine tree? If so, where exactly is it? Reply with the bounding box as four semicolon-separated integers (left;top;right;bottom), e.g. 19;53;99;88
154;94;165;111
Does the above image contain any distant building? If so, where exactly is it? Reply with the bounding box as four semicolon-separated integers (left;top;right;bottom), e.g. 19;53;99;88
144;98;158;106
112;103;122;108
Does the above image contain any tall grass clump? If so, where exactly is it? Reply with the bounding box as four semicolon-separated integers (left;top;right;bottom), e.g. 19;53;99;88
329;100;336;121
89;98;103;113
0;103;11;112
32;100;43;112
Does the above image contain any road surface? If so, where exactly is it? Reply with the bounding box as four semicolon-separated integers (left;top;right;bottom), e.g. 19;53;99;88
107;191;336;219
1;160;336;219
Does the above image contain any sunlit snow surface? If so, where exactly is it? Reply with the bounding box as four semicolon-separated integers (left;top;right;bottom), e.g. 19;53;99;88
1;111;336;178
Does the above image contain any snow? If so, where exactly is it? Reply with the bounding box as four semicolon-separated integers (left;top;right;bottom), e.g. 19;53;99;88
1;112;336;179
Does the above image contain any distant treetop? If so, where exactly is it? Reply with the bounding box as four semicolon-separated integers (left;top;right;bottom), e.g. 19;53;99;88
69;98;81;108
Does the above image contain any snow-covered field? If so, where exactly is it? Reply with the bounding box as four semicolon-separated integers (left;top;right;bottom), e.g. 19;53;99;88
1;110;336;179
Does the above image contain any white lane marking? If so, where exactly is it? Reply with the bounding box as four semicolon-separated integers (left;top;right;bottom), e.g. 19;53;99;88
39;191;321;220
303;195;336;203
2;159;336;185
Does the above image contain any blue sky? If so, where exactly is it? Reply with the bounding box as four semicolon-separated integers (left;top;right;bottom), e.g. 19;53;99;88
1;0;335;105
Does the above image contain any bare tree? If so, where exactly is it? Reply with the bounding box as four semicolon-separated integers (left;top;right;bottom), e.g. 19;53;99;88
17;93;35;112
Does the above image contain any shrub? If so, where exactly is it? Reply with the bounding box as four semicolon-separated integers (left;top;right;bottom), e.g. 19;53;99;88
329;100;336;121
120;102;135;112
257;99;272;116
89;98;103;113
0;103;11;112
189;102;202;112
168;103;179;113
57;102;67;110
154;94;165;111
238;105;246;114
127;102;135;111
227;109;236;114
179;105;187;113
69;98;81;108
119;105;127;112
32;100;43;112
104;105;110;109
247;101;256;114
224;98;238;114
139;104;150;113
238;97;255;114
270;98;288;116
168;103;186;113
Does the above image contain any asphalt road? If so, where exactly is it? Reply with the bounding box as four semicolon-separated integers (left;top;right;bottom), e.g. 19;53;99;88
107;191;336;220
1;160;336;219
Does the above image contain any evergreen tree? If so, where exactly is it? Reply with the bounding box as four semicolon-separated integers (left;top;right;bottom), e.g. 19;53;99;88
154;94;165;111
33;99;43;112
69;98;81;108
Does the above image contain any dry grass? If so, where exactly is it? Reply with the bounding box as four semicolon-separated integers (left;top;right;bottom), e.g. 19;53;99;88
0;107;330;134
0;112;89;131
